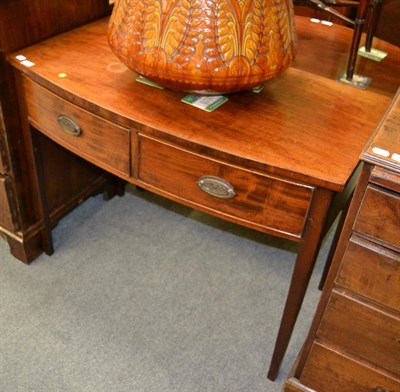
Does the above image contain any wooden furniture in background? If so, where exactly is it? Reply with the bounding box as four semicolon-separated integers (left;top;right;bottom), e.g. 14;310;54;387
0;0;124;263
284;89;400;391
295;0;400;84
294;1;356;26
294;0;400;46
373;0;400;47
7;16;400;379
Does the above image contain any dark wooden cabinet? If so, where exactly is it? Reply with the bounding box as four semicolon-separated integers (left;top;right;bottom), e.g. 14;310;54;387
284;90;400;391
0;0;122;263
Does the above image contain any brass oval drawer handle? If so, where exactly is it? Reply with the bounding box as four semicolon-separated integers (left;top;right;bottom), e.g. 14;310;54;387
197;176;236;199
57;114;81;136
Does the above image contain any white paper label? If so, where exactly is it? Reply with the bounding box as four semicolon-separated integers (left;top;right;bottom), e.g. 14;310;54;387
391;153;400;162
20;60;35;67
372;147;390;157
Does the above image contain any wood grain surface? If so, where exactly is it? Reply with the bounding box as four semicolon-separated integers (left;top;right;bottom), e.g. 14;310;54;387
8;17;400;191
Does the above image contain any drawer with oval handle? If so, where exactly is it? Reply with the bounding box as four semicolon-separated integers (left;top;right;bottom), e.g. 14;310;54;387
354;184;400;251
336;235;400;313
138;135;314;240
316;290;400;375
23;77;130;177
300;342;400;392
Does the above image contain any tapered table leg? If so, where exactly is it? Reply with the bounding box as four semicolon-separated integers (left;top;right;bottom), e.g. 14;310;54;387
30;130;54;256
267;188;333;381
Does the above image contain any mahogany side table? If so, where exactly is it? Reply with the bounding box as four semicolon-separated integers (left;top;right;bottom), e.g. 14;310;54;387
7;16;400;380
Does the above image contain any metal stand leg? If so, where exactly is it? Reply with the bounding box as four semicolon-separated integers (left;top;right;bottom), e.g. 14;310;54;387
365;0;383;52
346;0;370;81
336;0;373;88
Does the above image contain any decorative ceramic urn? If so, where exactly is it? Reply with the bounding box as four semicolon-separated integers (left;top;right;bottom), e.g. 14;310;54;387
108;0;297;93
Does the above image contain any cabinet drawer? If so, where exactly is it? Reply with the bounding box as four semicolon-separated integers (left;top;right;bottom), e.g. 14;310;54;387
24;77;130;177
283;378;317;392
371;167;400;194
301;342;400;392
317;291;400;375
138;136;313;239
354;184;400;250
0;175;16;231
336;236;400;312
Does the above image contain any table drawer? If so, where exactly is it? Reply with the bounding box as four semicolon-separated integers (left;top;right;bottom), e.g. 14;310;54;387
24;77;130;177
336;236;400;312
138;136;313;239
301;342;400;392
354;184;400;250
317;291;400;375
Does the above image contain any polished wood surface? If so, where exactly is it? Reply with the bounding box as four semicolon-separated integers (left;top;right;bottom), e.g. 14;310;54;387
139;135;313;240
25;78;131;177
354;184;400;249
0;0;114;263
318;291;400;375
370;166;400;193
7;15;400;381
8;17;400;191
336;236;400;312
301;343;400;392
0;0;111;54
292;17;400;98
363;88;400;171
286;90;400;390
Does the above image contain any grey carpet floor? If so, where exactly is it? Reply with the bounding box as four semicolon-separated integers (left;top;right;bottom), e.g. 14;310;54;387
0;185;333;392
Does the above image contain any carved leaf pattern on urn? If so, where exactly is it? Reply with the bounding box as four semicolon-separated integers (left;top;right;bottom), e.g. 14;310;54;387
108;0;297;92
